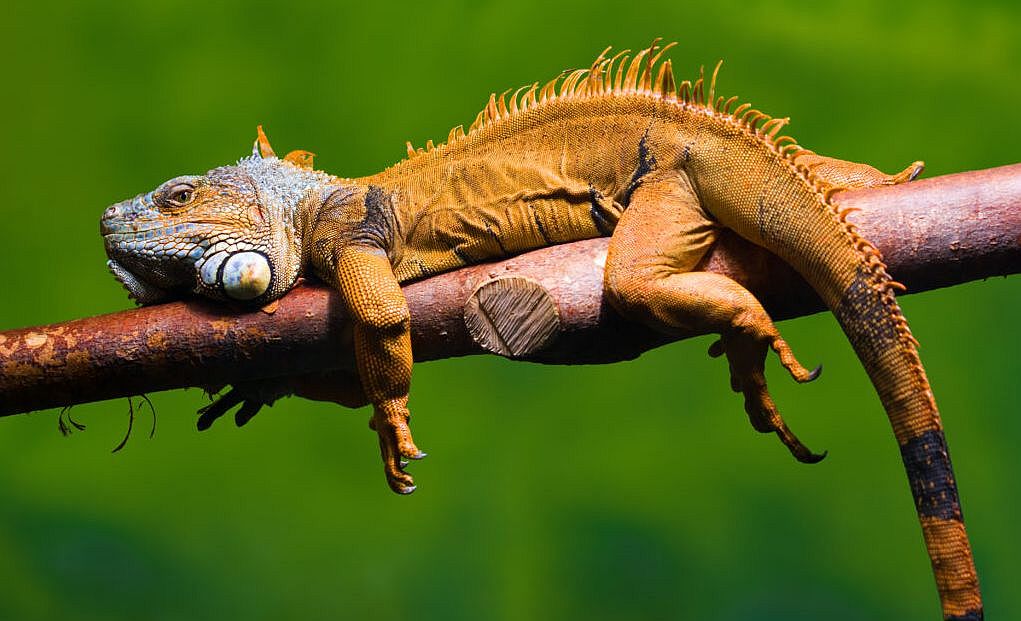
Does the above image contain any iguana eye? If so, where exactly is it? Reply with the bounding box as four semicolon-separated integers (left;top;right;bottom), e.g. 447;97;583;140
166;183;195;206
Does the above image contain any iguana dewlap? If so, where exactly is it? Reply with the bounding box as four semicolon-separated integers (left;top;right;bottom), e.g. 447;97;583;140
99;43;981;620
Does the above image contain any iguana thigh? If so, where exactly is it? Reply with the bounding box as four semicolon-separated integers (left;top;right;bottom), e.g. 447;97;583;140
603;169;823;461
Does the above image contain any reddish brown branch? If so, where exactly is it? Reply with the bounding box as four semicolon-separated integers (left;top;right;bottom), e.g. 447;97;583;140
1;164;1019;416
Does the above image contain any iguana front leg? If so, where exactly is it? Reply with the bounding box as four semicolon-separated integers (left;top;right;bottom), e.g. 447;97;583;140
605;170;822;461
335;245;425;494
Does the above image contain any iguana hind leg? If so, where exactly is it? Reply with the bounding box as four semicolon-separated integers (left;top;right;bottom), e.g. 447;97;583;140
604;170;822;461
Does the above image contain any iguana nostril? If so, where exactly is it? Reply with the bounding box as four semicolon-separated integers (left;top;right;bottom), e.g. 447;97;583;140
100;205;120;235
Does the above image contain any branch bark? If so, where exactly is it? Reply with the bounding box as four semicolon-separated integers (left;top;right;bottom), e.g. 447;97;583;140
1;164;1019;416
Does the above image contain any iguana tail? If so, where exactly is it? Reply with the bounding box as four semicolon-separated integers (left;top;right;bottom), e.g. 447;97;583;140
823;216;984;621
695;141;982;619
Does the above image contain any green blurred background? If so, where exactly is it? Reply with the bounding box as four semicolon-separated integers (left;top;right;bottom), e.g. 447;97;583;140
1;1;1018;619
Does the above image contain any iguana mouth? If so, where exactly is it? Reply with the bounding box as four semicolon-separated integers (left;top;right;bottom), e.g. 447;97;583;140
106;259;171;306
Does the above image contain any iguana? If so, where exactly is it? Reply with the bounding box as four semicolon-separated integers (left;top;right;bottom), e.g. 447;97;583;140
99;42;982;620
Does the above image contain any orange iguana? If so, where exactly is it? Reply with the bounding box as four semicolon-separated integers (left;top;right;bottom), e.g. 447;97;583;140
99;43;981;619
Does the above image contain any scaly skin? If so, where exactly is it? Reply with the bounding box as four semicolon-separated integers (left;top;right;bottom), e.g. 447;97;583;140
100;44;980;620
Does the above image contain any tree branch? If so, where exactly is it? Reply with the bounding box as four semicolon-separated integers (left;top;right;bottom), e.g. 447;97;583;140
1;164;1019;416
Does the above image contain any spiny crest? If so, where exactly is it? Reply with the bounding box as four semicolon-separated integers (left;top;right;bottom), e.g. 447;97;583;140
232;126;336;238
763;136;910;303
402;39;805;166
253;125;318;170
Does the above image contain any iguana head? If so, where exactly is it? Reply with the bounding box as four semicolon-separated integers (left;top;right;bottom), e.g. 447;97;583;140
101;128;335;305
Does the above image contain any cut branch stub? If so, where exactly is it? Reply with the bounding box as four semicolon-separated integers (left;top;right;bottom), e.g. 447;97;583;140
463;276;561;358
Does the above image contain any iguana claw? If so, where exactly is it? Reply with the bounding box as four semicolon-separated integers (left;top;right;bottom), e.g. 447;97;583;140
370;397;426;494
196;380;288;430
234;400;262;427
197;389;247;430
196;389;266;430
769;337;821;383
711;327;826;463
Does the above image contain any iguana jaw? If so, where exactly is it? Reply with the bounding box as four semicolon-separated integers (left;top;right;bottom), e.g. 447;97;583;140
106;258;173;306
101;189;205;304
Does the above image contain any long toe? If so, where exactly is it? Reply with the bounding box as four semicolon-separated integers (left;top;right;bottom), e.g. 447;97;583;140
373;412;421;495
771;338;819;383
196;389;243;430
772;417;826;463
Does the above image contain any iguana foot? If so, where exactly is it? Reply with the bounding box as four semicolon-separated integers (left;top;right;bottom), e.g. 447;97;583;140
709;319;826;464
370;397;426;495
197;383;275;430
197;371;369;431
889;160;925;185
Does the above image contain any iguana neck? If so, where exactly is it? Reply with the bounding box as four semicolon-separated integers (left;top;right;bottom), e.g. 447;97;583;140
237;155;351;275
245;158;339;228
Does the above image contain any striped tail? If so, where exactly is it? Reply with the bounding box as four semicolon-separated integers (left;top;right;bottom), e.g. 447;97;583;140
701;148;983;618
781;187;982;619
833;264;983;621
770;184;982;620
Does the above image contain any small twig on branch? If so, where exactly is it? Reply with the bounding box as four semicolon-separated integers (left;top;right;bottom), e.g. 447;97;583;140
0;164;1019;416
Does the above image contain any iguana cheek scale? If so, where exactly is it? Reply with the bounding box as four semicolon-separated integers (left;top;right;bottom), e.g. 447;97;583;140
99;43;981;620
